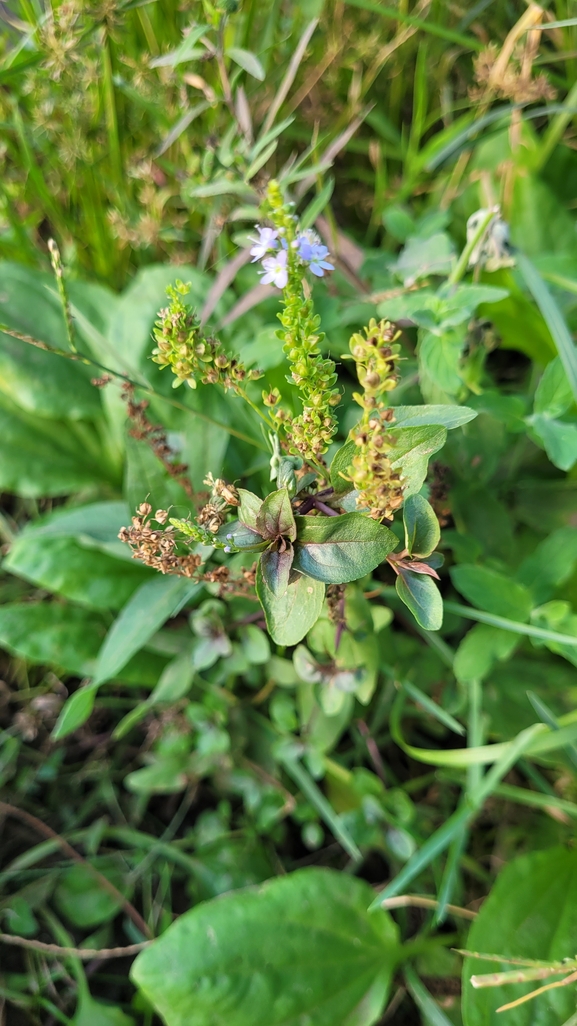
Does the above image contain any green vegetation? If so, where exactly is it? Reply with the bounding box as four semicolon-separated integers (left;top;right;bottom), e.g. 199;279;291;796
2;1;577;1024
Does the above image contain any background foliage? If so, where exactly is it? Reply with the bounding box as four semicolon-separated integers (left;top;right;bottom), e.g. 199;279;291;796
2;0;577;1024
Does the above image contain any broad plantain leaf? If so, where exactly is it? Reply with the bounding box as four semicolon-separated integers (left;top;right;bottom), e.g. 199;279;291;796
256;563;324;645
462;847;577;1026
131;868;400;1026
293;513;397;584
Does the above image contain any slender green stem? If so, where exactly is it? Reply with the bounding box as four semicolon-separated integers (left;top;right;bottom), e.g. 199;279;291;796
443;600;577;647
447;207;498;287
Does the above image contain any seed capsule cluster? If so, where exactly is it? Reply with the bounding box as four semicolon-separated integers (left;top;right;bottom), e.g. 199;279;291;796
346;319;404;520
152;280;262;391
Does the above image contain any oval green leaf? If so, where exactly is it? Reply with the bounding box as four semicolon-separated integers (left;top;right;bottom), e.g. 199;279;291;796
403;493;440;558
396;568;443;630
256;562;324;645
293;513;397;584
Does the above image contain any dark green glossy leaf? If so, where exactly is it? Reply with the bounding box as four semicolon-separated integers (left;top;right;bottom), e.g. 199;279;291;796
403;494;440;558
293;513;397;584
131;868;400;1026
396;568;443;630
256;563;324;645
237;488;263;529
256;488;296;542
218;519;267;551
260;545;294;596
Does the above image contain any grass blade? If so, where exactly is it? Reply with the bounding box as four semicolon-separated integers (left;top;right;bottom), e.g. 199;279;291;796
443;600;577;646
404;966;455;1026
281;755;362;862
342;0;483;49
401;680;465;736
517;253;577;405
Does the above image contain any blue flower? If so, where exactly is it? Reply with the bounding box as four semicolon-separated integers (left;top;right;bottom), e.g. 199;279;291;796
249;225;278;262
308;243;334;278
295;231;334;277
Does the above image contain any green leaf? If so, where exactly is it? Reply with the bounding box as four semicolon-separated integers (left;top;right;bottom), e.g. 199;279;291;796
462;847;577;1026
393;232;455;284
92;577;201;687
71;991;135;1026
226;47;265;80
517;253;577;406
15;501;130;544
330;441;356;491
450;565;534;622
534;356;574;418
526;413;577;471
436;284;509;326
237;488;263;529
54;859;127;928
150;24;210;68
403;494;440;558
453;624;518;683
53;683;99;737
391;405;477;429
418;328;463;398
516;526;577;604
0;331;101;420
4;534;153;610
396;569;443;630
0;391;113;497
0;603;165;682
256;488;296;541
260;545;294;596
124;435;191;517
299;177;335;231
52;578;199;739
131;868;400;1026
389;425;447;496
293;513;397;584
218;519;267;551
256;563;324;645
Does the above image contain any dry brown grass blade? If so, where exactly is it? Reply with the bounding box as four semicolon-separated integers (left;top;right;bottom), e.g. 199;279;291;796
260;18;319;136
0;933;151;959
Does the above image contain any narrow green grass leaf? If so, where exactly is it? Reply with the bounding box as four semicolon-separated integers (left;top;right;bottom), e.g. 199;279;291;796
517;253;577;405
401;680;465;736
342;0;482;49
443;600;577;646
404;967;455;1026
281;755;362;862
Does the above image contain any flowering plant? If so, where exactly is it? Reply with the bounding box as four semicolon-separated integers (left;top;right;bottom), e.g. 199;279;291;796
118;180;472;645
